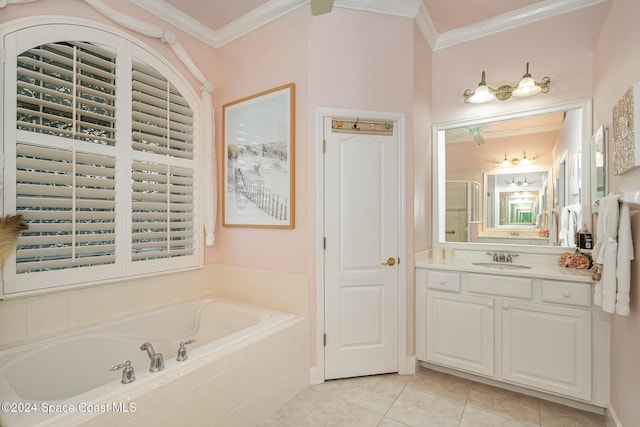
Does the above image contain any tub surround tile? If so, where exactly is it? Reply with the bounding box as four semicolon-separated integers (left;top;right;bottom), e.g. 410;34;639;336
0;302;26;345
68;288;105;328
156;388;198;427
26;294;69;339
0;263;307;349
210;264;309;316
117;410;156;427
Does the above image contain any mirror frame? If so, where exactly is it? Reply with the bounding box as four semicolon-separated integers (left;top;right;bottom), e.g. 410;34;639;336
432;99;593;253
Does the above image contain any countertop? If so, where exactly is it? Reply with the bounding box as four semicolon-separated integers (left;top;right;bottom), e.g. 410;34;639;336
415;250;594;283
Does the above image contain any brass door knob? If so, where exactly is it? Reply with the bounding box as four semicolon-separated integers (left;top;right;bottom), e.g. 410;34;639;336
381;257;396;266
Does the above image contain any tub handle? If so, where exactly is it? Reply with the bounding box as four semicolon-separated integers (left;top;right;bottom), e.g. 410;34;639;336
110;360;135;384
177;339;196;362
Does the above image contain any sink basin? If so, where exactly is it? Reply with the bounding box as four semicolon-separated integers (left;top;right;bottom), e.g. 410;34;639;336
471;262;532;270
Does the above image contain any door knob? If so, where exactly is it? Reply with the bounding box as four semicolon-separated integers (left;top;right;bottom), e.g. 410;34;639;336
381;257;396;266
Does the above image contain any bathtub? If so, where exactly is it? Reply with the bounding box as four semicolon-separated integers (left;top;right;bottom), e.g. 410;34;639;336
0;297;304;427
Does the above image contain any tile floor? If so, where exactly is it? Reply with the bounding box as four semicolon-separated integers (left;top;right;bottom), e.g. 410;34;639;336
259;367;605;427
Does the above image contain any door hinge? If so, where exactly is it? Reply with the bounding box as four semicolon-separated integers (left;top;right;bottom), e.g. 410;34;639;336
398;257;400;265
323;139;326;153
323;334;326;347
323;237;326;250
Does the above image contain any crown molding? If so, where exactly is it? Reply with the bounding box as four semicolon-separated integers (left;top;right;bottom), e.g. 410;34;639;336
335;0;422;17
414;2;437;49
433;0;609;50
214;0;306;47
130;0;608;50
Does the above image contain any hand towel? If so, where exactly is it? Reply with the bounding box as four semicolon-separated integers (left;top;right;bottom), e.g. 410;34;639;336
615;202;634;315
592;193;635;315
592;194;620;312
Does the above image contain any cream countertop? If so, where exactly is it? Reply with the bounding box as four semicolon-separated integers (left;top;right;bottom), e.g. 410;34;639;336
415;249;594;283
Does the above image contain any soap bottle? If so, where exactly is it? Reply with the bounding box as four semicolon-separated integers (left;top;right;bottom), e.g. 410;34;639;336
577;224;593;250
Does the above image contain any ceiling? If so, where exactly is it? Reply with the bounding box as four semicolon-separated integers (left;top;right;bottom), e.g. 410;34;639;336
129;0;609;49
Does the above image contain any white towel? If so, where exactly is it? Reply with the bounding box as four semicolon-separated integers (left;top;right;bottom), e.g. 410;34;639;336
615;202;634;315
593;193;634;315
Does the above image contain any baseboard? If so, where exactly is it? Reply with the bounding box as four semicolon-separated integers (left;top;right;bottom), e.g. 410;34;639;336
606;402;623;427
399;355;417;375
309;366;323;385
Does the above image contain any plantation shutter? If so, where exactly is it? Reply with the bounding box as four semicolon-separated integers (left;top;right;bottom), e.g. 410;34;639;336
13;40;118;278
16;41;117;145
3;25;201;296
131;60;194;159
15;144;117;274
130;58;196;262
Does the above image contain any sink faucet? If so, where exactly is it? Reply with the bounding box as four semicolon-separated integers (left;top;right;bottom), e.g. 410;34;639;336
140;342;164;372
498;252;506;262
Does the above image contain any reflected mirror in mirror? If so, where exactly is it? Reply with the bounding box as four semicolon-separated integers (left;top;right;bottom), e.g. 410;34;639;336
435;101;594;249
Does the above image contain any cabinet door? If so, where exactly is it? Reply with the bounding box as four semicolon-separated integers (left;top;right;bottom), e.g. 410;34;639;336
502;300;591;400
426;292;495;376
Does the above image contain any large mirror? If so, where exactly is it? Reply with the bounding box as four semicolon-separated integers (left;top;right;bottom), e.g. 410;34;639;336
433;100;594;251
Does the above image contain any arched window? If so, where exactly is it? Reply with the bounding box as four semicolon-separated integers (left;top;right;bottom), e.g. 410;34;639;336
2;23;201;296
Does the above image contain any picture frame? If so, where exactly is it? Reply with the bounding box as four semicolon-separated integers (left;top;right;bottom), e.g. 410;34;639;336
222;83;295;228
612;82;640;175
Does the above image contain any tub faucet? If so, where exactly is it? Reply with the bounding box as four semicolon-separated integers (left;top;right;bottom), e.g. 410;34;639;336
176;339;195;362
110;360;135;384
140;342;164;372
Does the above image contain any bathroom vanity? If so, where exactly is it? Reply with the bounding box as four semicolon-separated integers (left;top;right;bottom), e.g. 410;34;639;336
415;251;610;409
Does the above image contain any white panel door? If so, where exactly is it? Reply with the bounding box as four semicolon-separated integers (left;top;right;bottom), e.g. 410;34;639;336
502;300;591;400
324;116;399;380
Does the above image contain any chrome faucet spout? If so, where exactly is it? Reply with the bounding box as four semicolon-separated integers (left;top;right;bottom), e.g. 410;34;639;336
140;342;156;358
140;342;164;372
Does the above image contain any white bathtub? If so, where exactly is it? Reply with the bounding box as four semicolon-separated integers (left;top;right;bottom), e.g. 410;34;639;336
0;298;299;426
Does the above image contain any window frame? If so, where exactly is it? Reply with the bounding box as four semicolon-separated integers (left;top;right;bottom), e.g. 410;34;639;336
1;21;203;298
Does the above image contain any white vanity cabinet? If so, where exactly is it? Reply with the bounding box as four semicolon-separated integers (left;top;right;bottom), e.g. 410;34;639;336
501;299;591;400
425;291;494;376
416;266;607;406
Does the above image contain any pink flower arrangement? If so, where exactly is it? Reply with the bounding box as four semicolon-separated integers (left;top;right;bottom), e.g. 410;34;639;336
558;251;591;269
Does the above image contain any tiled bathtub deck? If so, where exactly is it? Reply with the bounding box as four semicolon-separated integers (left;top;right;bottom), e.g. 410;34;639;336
259;367;605;427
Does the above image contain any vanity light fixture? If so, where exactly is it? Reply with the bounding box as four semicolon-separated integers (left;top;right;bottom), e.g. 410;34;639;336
519;151;533;165
463;63;550;104
498;151;535;167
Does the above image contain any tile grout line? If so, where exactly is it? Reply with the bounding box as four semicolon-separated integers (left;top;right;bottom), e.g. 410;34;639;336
377;378;410;425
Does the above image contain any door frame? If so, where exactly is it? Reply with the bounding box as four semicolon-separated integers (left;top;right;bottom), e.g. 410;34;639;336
313;107;408;384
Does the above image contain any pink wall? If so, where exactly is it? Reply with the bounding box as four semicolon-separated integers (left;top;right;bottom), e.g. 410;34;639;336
307;8;417;362
431;2;611;125
205;7;310;274
412;20;433;357
593;0;640;424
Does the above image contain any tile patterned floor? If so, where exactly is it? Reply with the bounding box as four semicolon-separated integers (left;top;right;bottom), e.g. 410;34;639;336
259;367;605;427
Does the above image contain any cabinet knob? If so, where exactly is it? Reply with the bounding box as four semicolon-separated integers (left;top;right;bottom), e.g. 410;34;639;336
562;290;572;298
438;280;446;286
503;302;510;310
487;300;494;308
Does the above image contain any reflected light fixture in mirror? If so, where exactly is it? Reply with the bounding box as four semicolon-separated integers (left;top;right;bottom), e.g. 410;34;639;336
463;63;550;104
498;151;535;167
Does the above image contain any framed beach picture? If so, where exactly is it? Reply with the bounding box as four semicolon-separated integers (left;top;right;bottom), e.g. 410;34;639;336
222;83;295;228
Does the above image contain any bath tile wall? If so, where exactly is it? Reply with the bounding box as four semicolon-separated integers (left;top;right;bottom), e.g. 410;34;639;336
0;264;309;348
